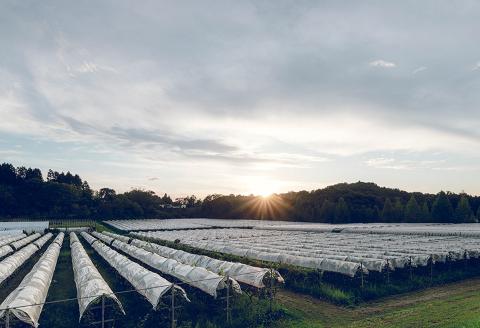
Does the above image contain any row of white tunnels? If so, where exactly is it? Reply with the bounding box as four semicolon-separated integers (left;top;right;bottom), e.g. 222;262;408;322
0;230;283;327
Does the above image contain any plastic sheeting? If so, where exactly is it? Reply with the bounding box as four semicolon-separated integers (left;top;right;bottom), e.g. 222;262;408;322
255;223;480;238
58;227;91;232
104;218;305;231
137;227;480;275
0;233;64;327
0;230;24;237
70;232;124;321
0;233;53;285
0;234;27;247
11;233;42;250
0;245;13;258
81;232;188;309
105;232;283;288
0;221;48;233
94;232;241;298
135;231;366;277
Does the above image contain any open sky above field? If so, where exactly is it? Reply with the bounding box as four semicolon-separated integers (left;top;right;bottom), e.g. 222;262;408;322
1;1;479;197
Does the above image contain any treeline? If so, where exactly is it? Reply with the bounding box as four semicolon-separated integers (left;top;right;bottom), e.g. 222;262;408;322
201;182;480;224
0;163;198;219
1;162;479;223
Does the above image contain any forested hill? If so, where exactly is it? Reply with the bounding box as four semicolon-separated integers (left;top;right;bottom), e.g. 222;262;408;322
202;183;480;223
1;162;479;223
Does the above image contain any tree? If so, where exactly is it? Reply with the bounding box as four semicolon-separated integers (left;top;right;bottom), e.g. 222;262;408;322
421;202;431;222
431;191;454;223
26;168;43;181
0;163;17;185
404;195;422;222
319;200;336;223
334;197;350;223
382;198;395;222
47;169;59;182
98;188;116;200
455;195;475;223
393;198;404;222
161;193;173;205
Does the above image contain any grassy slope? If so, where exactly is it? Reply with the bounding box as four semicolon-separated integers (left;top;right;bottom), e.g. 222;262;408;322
276;277;480;328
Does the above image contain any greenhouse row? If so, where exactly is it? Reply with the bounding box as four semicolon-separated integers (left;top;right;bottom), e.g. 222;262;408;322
80;232;189;308
92;231;241;298
134;228;480;277
104;231;284;288
104;218;301;231
0;221;49;233
70;232;125;321
0;233;26;247
0;233;63;327
0;233;53;285
255;223;480;237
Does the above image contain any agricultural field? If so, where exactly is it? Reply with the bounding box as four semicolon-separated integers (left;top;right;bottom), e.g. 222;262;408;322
1;219;480;327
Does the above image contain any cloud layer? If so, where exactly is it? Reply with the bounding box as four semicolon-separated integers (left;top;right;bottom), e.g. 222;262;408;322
0;1;479;196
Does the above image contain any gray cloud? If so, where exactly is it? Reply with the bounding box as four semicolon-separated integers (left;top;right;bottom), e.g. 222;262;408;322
1;0;480;195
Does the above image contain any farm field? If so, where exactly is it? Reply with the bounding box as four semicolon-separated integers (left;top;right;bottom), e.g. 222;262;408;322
276;277;480;327
1;219;480;327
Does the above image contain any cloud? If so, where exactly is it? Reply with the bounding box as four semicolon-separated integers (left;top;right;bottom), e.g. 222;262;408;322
412;66;427;74
473;61;480;71
365;157;446;170
369;60;397;68
1;1;480;195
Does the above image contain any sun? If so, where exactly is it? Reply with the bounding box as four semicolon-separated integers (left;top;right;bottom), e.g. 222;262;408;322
258;190;273;198
245;177;277;198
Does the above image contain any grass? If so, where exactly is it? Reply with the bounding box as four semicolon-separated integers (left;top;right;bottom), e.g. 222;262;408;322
275;277;480;328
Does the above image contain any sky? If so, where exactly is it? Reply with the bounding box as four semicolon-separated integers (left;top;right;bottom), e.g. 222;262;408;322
0;0;479;197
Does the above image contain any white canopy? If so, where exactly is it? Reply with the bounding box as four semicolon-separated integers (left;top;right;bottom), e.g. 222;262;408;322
94;232;241;298
70;232;124;321
0;233;53;286
81;232;188;309
0;233;64;327
106;232;283;288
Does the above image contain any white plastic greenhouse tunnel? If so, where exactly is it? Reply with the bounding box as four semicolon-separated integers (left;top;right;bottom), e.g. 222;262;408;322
0;233;64;327
70;232;125;324
80;232;189;310
92;231;242;298
104;231;284;289
0;233;53;286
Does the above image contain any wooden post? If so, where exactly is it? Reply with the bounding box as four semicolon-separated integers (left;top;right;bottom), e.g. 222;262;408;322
409;256;413;281
226;276;231;325
360;262;364;289
386;260;390;284
430;257;433;285
269;268;274;313
5;310;9;328
171;285;176;328
101;295;105;328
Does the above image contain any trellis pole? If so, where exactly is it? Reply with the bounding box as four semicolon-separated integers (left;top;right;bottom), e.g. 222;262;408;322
360;262;364;288
269;268;274;313
409;256;413;281
430;256;433;285
171;284;176;328
386;259;390;284
101;295;105;328
226;275;231;325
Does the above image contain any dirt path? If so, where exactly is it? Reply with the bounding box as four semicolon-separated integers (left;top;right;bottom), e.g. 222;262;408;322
277;277;480;327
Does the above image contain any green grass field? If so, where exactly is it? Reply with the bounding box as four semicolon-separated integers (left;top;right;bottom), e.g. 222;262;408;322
275;277;480;328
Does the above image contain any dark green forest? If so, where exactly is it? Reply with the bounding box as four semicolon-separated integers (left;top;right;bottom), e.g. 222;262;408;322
1;162;479;223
